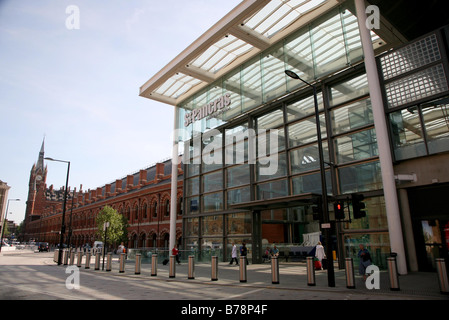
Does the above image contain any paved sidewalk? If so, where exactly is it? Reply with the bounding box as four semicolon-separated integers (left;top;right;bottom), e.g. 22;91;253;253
62;252;449;300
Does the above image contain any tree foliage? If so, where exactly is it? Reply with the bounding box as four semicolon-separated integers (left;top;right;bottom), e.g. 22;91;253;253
95;205;128;245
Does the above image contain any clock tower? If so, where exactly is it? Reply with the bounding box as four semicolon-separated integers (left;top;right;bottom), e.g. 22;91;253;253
23;139;47;240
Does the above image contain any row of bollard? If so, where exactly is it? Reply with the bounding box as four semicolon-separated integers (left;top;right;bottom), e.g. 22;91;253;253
56;249;449;294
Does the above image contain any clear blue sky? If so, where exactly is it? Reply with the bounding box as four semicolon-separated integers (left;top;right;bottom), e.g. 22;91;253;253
0;0;242;224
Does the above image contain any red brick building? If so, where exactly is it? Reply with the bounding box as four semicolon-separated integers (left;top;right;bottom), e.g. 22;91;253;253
23;141;183;250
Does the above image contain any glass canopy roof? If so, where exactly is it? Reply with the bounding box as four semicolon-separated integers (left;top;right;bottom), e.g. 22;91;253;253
140;0;394;106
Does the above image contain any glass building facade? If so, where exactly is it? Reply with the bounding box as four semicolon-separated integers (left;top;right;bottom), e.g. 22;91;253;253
141;0;449;272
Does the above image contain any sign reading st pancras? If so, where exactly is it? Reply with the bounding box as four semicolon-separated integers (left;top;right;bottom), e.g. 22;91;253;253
184;93;231;127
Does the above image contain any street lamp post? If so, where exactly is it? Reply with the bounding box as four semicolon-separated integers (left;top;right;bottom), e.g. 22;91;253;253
45;157;70;265
0;198;20;252
285;70;335;287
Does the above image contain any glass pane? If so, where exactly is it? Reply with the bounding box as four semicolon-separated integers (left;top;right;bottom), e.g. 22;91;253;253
202;171;223;193
257;109;284;130
331;99;373;135
286;93;324;122
227;187;251;206
290;142;329;174
227;164;250;188
186;177;199;196
186;196;199;215
223;68;243;121
202;215;223;236
343;233;390;270
284;27;314;92
257;179;288;200
241;57;263;112
288;114;326;148
328;74;369;107
185;218;199;237
226;212;252;235
292;170;332;195
334;129;378;164
389;107;426;160
257;152;287;181
202;192;223;212
201;238;223;261
422;96;449;154
262;43;287;102
339;161;383;193
342;196;388;231
311;11;347;79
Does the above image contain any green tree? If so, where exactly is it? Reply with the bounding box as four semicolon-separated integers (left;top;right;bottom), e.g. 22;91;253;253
95;206;128;247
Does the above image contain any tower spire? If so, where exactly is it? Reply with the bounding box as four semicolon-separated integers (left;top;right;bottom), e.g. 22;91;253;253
36;137;45;173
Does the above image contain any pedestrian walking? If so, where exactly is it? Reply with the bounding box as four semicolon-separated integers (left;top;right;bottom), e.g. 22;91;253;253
240;242;248;265
358;244;372;280
229;242;239;265
315;241;326;270
172;244;181;264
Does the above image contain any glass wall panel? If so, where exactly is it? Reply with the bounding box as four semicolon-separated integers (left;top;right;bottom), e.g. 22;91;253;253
257;152;287;181
227;164;250;188
343;233;390;270
389;107;426;160
311;11;347;79
227;187;251;206
201;238;223;261
186;177;199;196
288;114;326;148
223;68;243;121
286;93;324;122
256;109;284;130
342;196;388;231
284;27;314;93
202;192;224;212
226;212;252;235
341;8;364;65
331;99;373;135
334;129;378;164
290;142;329;174
291;171;332;195
202;170;223;193
202;215;223;236
422;96;449;154
185;217;199;237
186;196;199;215
241;57;263;112
328;74;369;107
262;43;287;102
257;179;288;200
339;161;383;194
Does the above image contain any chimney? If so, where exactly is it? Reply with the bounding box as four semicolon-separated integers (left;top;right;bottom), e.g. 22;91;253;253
139;169;147;185
155;163;165;181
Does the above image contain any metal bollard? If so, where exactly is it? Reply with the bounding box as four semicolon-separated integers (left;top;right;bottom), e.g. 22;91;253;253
106;252;112;271
271;257;279;284
151;254;158;276
85;252;91;269
211;256;218;281
135;253;142;275
77;251;82;268
119;253;126;273
188;255;195;279
345;258;355;289
436;258;449;294
70;250;75;265
239;256;247;283
63;249;69;265
306;256;316;286
169;255;176;278
387;256;400;291
95;252;101;270
54;249;58;263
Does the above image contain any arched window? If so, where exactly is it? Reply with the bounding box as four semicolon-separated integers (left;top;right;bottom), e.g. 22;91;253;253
153;202;158;218
165;199;170;217
143;203;148;219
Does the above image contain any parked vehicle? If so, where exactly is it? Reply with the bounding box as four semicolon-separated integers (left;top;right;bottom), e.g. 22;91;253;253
38;242;49;252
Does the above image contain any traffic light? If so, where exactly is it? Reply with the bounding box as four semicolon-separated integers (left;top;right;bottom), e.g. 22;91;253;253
312;197;323;221
352;193;366;219
334;200;345;220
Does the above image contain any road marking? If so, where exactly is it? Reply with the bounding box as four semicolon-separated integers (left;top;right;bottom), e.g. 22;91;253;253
218;288;265;300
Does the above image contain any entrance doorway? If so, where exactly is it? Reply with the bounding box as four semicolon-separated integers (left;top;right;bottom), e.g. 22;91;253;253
408;183;449;271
